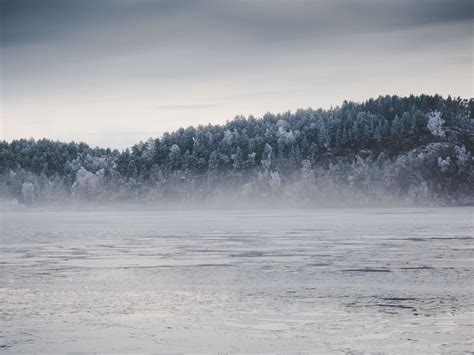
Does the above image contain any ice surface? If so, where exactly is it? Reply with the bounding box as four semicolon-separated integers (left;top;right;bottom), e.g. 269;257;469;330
0;208;473;352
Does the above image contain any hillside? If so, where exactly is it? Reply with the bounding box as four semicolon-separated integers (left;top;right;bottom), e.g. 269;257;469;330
1;95;473;206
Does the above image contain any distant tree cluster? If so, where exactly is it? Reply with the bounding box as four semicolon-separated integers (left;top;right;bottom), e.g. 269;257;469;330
1;95;473;206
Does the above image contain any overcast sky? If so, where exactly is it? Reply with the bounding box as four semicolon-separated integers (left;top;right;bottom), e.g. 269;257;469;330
1;0;472;148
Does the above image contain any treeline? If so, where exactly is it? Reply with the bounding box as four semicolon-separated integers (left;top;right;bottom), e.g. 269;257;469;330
1;95;473;206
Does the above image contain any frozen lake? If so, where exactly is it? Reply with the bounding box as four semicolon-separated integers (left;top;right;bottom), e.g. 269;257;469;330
1;208;473;352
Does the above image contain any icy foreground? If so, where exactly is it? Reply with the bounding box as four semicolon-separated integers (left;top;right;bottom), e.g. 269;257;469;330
1;208;473;352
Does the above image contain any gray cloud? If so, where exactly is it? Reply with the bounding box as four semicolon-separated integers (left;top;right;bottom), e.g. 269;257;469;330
2;0;472;47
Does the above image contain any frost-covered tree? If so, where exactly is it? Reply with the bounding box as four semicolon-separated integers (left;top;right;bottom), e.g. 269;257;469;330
454;145;470;169
21;182;35;204
261;143;273;172
427;111;445;138
168;144;182;170
437;156;451;173
390;115;402;137
71;167;103;200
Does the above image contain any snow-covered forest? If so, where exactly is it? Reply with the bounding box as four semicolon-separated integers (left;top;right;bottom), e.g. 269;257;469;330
1;95;473;206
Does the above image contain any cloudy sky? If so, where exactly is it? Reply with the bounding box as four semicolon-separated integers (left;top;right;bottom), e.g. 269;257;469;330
1;0;472;148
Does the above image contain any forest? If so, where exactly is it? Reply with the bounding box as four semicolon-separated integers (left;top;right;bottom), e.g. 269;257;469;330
1;95;473;207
